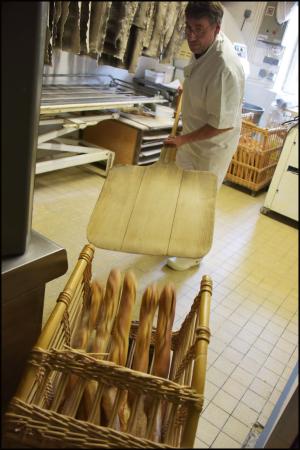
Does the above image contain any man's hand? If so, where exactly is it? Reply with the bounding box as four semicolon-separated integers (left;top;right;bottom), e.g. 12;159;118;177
164;134;185;147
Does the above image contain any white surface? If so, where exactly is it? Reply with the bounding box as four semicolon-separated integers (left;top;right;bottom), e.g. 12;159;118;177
37;115;115;176
264;125;298;221
155;104;174;119
119;112;176;129
145;69;165;84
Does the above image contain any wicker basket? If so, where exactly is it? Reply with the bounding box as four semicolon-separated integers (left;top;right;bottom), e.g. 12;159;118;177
226;120;288;192
3;244;213;448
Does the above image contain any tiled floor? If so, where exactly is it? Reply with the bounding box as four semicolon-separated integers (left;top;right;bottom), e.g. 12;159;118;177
32;166;298;448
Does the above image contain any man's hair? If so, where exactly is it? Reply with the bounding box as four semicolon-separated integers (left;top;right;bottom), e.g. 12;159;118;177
185;2;224;26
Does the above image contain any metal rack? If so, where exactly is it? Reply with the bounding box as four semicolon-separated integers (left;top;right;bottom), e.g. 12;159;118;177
38;76;166;176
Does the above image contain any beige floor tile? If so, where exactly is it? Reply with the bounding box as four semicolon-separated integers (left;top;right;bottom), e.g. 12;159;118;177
257;367;281;387
31;167;298;446
243;321;264;337
202;402;230;429
222;377;248;400
269;388;282;405
259;329;280;345
207;348;220;368
236;328;258;345
212;389;240;414
276;376;288;391
276;307;295;320
232;401;259;427
264;355;286;376
207;366;229;388
281;329;298;345
204;380;219;402
239;355;263;376
258;401;276;426
286;320;298;334
222;416;250;445
249;377;273;400
213;356;236;377
272;342;296;362
281;365;294;381
228;312;248;327
222;346;244;365
209;336;228;355
253;336;275;355
241;389;267;413
194;436;210;448
196;417;220;446
230;366;255;387
229;337;252;354
211;431;240;448
264;321;286;337
251;313;269;328
215;304;234;318
247;347;269;365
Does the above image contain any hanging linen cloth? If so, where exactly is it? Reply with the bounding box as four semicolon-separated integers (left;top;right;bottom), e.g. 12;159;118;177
142;1;169;58
88;1;112;59
98;1;138;64
62;1;81;54
126;2;155;73
54;1;70;49
161;2;188;64
44;2;56;65
79;1;91;55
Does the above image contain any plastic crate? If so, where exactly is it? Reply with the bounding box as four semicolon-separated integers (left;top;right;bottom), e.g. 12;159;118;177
226;120;288;192
3;245;213;448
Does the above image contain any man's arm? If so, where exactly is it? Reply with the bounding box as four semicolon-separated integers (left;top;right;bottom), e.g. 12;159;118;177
164;124;233;147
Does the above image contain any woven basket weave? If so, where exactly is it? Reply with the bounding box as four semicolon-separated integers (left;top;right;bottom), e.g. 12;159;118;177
3;244;213;448
226;120;288;192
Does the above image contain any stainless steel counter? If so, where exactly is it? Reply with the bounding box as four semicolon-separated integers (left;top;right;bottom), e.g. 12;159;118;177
1;230;68;413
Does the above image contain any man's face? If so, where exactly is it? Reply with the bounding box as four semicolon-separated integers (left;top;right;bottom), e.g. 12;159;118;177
185;16;220;55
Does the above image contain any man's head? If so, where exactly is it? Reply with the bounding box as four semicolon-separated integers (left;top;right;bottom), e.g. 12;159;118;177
185;2;223;55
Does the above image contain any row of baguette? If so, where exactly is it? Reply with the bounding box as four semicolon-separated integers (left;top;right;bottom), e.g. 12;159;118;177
58;268;177;441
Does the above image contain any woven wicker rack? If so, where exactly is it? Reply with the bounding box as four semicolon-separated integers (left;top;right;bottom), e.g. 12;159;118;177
226;120;288;193
3;244;213;448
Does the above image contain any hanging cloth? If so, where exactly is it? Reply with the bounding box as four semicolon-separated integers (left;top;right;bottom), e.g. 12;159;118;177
143;2;169;58
79;1;90;55
54;1;70;49
88;1;112;59
62;1;81;54
161;2;188;64
44;2;55;65
126;2;155;73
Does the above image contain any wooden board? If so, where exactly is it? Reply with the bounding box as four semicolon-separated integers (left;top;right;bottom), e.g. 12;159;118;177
87;161;217;258
87;93;218;258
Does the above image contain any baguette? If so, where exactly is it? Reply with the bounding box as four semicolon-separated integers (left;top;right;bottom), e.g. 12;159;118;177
153;283;176;378
86;280;104;352
128;283;159;436
89;279;104;331
150;283;176;441
85;269;122;424
93;268;122;355
101;271;137;429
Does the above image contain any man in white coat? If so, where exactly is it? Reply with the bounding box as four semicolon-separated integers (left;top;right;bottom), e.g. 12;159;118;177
165;1;245;271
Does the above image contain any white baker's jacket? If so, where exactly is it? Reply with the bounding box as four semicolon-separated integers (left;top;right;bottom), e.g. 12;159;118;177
176;31;245;188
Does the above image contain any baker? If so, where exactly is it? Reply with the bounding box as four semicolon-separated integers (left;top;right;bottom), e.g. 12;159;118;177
165;1;245;271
